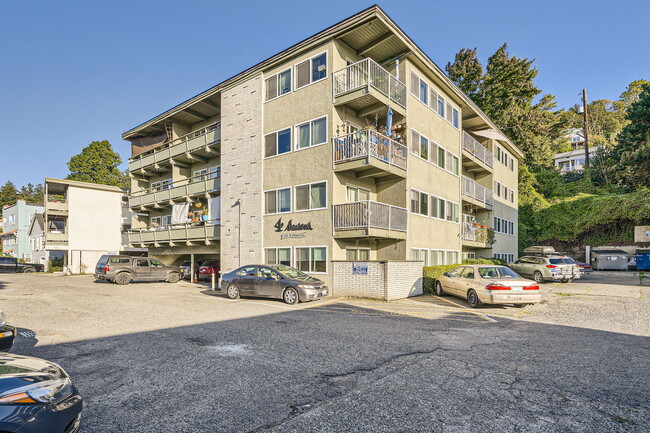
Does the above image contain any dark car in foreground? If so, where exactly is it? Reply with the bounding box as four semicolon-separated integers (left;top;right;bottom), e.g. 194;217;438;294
0;353;82;433
0;311;15;352
221;265;328;304
0;257;44;273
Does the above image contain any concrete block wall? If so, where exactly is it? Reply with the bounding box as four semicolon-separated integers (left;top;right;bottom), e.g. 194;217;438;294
332;260;423;301
220;75;264;272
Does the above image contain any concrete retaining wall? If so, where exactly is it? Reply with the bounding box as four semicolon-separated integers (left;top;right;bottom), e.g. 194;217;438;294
332;260;423;301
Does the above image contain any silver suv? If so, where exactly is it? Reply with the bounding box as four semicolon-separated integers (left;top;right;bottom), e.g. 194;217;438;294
509;255;581;283
94;255;182;285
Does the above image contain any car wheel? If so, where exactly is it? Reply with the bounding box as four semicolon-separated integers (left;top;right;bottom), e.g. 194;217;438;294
227;284;240;300
166;273;180;283
533;271;544;284
467;289;480;308
561;278;571;283
435;281;445;296
283;287;299;305
22;267;36;273
512;304;526;308
114;273;131;285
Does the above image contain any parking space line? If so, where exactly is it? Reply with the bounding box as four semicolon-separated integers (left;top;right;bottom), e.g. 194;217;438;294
428;296;497;323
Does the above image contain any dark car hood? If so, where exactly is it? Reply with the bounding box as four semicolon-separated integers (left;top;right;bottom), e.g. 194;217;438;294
0;353;64;394
286;275;324;285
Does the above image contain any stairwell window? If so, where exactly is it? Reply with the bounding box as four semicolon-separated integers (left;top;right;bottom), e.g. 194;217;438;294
265;128;292;158
295;52;327;89
295;181;326;211
265;68;292;101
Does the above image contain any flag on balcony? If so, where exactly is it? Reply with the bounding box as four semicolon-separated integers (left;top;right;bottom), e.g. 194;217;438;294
386;107;393;136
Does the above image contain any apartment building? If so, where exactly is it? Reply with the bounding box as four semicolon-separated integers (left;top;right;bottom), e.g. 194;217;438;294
123;6;522;287
42;178;144;273
1;200;44;260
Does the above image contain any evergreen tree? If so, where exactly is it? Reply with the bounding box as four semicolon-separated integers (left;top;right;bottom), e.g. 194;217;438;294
445;48;483;100
0;181;18;208
66;141;128;188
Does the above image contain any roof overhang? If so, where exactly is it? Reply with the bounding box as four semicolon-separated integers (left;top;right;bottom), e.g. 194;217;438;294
46;178;126;194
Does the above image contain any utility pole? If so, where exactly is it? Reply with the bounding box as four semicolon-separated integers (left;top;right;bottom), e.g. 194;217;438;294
582;89;590;168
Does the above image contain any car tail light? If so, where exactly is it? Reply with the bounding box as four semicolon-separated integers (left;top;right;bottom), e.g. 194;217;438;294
524;285;539;290
486;284;510;290
546;265;557;268
104;265;110;272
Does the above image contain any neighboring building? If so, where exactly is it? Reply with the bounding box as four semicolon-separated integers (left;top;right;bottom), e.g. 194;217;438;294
554;128;600;173
122;6;522;288
1;200;44;260
28;213;46;264
43;178;145;273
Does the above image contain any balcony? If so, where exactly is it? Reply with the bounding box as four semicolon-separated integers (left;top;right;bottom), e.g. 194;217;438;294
128;122;221;176
332;58;406;118
128;221;220;247
129;174;220;209
462;220;493;248
45;232;68;248
332;201;407;240
45;197;68;215
462;131;493;173
333;130;407;180
461;176;494;210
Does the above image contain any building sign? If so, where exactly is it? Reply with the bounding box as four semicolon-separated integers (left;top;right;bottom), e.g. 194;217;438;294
274;218;313;240
352;262;369;275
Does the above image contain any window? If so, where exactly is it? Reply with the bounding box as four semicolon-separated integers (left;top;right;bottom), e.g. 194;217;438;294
265;68;292;101
452;108;460;128
494;253;514;263
411;248;428;264
295;182;326;211
493;216;515;235
446;102;453;123
410;129;420;155
151;179;172;191
265;248;291;266
296;247;327;273
510;190;514;203
265;188;291;214
437;95;445;118
236;266;256;276
452;203;460;223
150;258;165;267
451;155;459;176
194;166;220;181
295;53;327;89
409;70;429;105
296;117;327;150
431;250;445;266
346;186;370;203
429;88;439;112
410;190;428;216
446;251;460;265
420;134;429;160
437;147;445;169
437;198;445;220
346;248;370;261
265;128;292;157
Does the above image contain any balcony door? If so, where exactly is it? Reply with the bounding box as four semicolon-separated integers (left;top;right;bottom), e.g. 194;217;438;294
346;186;370;203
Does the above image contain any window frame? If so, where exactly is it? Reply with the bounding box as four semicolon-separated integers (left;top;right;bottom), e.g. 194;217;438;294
264;247;292;266
346;247;371;261
264;127;292;159
264;67;292;102
294;115;328;151
294;180;327;212
294;51;328;91
264;187;292;215
294;246;328;274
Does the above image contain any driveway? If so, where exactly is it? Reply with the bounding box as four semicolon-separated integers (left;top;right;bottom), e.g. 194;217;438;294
0;273;648;432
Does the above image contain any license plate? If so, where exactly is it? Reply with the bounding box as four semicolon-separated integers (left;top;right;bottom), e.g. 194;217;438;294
511;286;523;292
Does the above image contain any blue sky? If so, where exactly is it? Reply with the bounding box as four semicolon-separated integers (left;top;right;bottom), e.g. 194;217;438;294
1;0;648;187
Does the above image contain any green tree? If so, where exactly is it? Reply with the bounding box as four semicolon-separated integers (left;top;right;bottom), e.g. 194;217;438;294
609;84;650;189
619;79;650;109
445;48;483;99
17;183;44;203
0;181;18;208
66;141;128;188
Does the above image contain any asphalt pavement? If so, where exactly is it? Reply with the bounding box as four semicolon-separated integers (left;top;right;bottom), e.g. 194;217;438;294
0;273;647;432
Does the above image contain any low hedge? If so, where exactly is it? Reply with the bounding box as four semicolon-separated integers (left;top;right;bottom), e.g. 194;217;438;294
422;258;504;293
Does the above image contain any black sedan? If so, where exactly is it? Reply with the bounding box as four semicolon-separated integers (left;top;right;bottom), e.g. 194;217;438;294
0;353;82;433
221;264;328;304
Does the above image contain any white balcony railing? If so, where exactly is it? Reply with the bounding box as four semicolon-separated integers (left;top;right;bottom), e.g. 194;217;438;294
333;130;408;170
332;58;406;108
129;173;220;208
463;131;493;168
128;122;221;172
333;201;407;232
128;220;220;245
461;176;494;208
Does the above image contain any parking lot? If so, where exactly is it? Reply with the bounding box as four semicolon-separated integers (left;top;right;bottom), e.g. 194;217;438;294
0;272;648;432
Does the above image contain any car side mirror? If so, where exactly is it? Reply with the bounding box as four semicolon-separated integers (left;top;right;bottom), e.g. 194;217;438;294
443;272;449;277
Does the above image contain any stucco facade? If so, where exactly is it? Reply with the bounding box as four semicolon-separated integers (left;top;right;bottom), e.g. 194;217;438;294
1;200;43;260
122;6;522;290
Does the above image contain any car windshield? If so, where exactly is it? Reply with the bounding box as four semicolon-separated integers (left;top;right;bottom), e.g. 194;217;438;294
479;266;520;279
564;257;576;264
202;260;217;266
549;258;573;264
269;265;308;279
